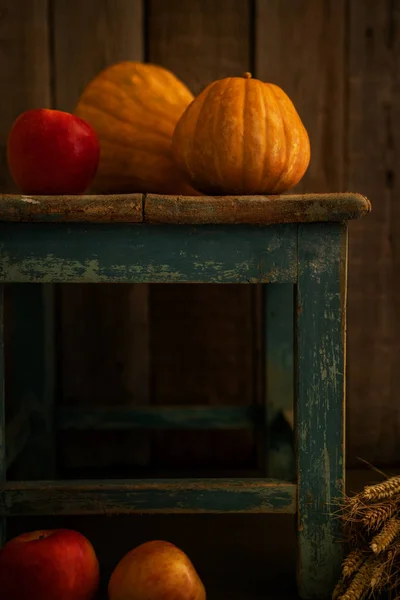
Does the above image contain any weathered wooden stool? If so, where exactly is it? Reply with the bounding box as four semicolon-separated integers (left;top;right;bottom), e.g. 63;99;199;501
0;192;371;599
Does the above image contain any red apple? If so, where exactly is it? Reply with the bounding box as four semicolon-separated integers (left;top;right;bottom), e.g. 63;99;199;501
0;528;100;600
7;108;100;194
108;540;206;600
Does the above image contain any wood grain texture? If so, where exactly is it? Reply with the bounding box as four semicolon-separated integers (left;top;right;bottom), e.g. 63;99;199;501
296;223;347;599
0;193;371;224
144;193;371;224
0;479;296;515
51;0;150;471
346;0;400;467
147;0;258;470
52;0;143;111
147;0;251;96
0;223;298;284
0;194;143;222
255;0;346;194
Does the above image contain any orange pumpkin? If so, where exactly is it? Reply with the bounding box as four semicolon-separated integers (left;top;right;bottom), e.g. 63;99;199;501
74;61;198;195
172;72;310;195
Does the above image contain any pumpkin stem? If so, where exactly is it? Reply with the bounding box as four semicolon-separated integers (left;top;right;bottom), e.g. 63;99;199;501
243;72;252;79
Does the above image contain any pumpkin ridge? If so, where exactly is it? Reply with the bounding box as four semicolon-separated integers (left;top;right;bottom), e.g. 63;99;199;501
170;72;309;195
82;101;173;143
218;76;249;193
172;87;210;186
192;81;222;189
191;87;212;187
112;69;192;123
274;86;299;187
241;76;248;193
77;102;173;145
242;77;264;193
257;83;269;191
260;86;273;190
174;116;194;183
101;62;194;112
263;84;289;191
81;66;192;137
268;84;310;192
139;64;194;104
213;79;235;189
74;61;197;194
94;78;182;133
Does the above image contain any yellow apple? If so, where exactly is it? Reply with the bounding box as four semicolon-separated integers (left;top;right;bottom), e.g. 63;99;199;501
109;540;206;600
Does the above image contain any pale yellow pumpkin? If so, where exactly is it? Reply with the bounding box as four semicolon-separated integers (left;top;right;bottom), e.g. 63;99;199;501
172;72;311;195
75;61;198;195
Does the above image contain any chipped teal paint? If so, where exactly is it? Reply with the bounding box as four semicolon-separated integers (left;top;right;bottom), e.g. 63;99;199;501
265;284;295;481
0;479;296;515
0;223;297;283
9;284;56;479
296;223;346;599
0;217;354;599
0;286;5;546
59;405;262;431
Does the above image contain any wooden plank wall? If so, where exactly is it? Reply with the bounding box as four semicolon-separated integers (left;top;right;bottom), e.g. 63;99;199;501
0;0;399;470
346;0;400;467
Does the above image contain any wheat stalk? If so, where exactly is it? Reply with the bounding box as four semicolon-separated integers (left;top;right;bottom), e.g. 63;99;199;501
387;543;400;562
343;496;363;520
334;471;400;599
343;549;365;578
370;518;400;554
340;559;374;600
332;577;348;600
362;502;398;532
362;477;400;502
370;558;388;591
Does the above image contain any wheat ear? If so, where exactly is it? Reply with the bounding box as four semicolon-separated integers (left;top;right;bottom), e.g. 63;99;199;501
362;477;400;502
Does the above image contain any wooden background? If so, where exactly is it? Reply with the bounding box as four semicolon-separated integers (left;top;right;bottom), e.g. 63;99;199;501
1;0;398;472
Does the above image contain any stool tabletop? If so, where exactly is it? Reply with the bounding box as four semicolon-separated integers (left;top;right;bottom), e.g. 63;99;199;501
0;192;371;225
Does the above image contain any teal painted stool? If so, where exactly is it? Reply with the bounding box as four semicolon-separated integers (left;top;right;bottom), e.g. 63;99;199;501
0;192;371;599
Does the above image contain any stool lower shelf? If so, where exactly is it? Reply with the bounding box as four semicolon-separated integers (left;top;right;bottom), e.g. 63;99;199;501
1;478;296;515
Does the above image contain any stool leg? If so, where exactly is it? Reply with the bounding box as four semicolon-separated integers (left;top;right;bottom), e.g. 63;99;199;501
296;223;347;599
0;285;6;546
